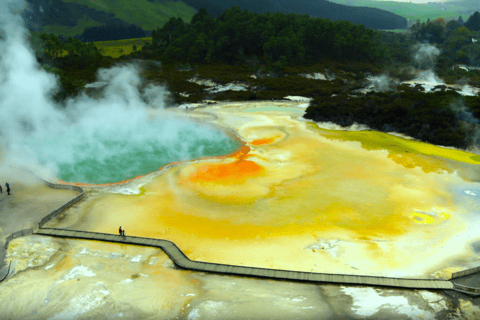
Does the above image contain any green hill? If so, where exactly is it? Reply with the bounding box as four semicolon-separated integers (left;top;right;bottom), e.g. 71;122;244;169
23;0;197;37
327;0;470;24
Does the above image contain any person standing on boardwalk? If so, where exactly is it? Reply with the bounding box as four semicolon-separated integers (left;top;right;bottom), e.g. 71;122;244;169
0;185;2;193
119;226;123;236
122;230;125;238
5;183;10;195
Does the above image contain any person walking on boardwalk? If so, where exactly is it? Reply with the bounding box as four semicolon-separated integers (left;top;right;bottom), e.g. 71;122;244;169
122;229;125;238
0;185;2;193
119;226;123;236
5;183;10;195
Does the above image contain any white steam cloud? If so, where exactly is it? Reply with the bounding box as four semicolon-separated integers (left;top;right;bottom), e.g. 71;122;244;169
367;74;398;92
0;0;232;184
413;43;441;70
408;44;445;91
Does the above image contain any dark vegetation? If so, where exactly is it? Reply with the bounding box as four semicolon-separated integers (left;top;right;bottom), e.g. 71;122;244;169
31;6;480;150
305;89;471;148
77;24;146;42
143;7;388;66
177;0;407;30
22;0;127;32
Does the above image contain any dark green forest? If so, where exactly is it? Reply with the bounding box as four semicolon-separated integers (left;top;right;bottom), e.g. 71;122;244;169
144;7;388;65
175;0;407;30
31;7;480;150
305;88;480;148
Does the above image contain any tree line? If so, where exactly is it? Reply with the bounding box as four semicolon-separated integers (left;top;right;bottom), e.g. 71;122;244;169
304;89;470;148
410;12;480;66
142;6;388;67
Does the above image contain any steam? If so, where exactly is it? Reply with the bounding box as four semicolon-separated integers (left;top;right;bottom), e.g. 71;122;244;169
0;0;234;184
409;44;445;91
413;70;445;91
450;99;480;148
413;44;441;70
367;74;398;92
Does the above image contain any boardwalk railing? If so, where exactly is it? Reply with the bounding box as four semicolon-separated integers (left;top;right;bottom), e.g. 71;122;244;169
4;228;33;249
451;266;480;279
453;283;480;295
36;228;455;290
0;262;11;282
38;182;84;228
1;180;83;274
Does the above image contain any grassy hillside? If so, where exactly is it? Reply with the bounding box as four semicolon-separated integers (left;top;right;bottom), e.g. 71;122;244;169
328;0;470;23
42;17;103;38
93;37;152;58
27;0;196;38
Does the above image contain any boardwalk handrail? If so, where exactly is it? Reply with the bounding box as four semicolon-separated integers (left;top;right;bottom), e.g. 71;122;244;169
36;227;455;290
453;283;480;295
4;228;33;249
451;266;480;279
37;180;84;228
38;193;84;228
0;262;11;282
1;179;84;283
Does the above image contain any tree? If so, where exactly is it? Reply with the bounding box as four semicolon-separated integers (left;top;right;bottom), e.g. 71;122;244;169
446;20;461;33
39;33;64;60
419;21;445;43
465;11;480;31
159;17;186;47
433;17;446;28
446;27;472;51
461;43;480;66
455;50;469;64
192;33;207;61
65;37;83;56
191;8;210;26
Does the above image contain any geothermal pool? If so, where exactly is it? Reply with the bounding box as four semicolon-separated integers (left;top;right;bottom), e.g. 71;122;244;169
20;110;242;185
42;101;480;280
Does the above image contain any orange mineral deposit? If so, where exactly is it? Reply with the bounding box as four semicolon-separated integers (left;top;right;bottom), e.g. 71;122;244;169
251;136;277;145
189;146;265;184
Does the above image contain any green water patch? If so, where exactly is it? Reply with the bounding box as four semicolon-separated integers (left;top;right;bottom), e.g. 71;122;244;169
55;129;242;185
245;106;305;113
27;113;243;185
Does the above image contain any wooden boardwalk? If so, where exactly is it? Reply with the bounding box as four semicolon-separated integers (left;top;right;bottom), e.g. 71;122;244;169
36;228;454;290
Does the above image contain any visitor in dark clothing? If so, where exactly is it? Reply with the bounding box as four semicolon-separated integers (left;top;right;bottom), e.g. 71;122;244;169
5;183;10;195
119;226;122;236
0;185;2;193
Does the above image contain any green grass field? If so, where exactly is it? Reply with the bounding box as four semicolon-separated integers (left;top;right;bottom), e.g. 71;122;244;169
329;0;470;23
42;17;104;38
39;0;196;39
92;37;152;58
59;0;196;31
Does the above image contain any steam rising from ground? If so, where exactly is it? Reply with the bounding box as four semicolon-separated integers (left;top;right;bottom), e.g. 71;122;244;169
367;74;398;92
0;0;235;183
413;43;441;70
411;44;445;90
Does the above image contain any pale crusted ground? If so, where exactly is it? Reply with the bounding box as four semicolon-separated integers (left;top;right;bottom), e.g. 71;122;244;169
1;235;479;320
0;172;78;272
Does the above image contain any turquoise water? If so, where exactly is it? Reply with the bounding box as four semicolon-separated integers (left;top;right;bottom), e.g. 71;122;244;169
27;113;242;185
56;128;241;184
